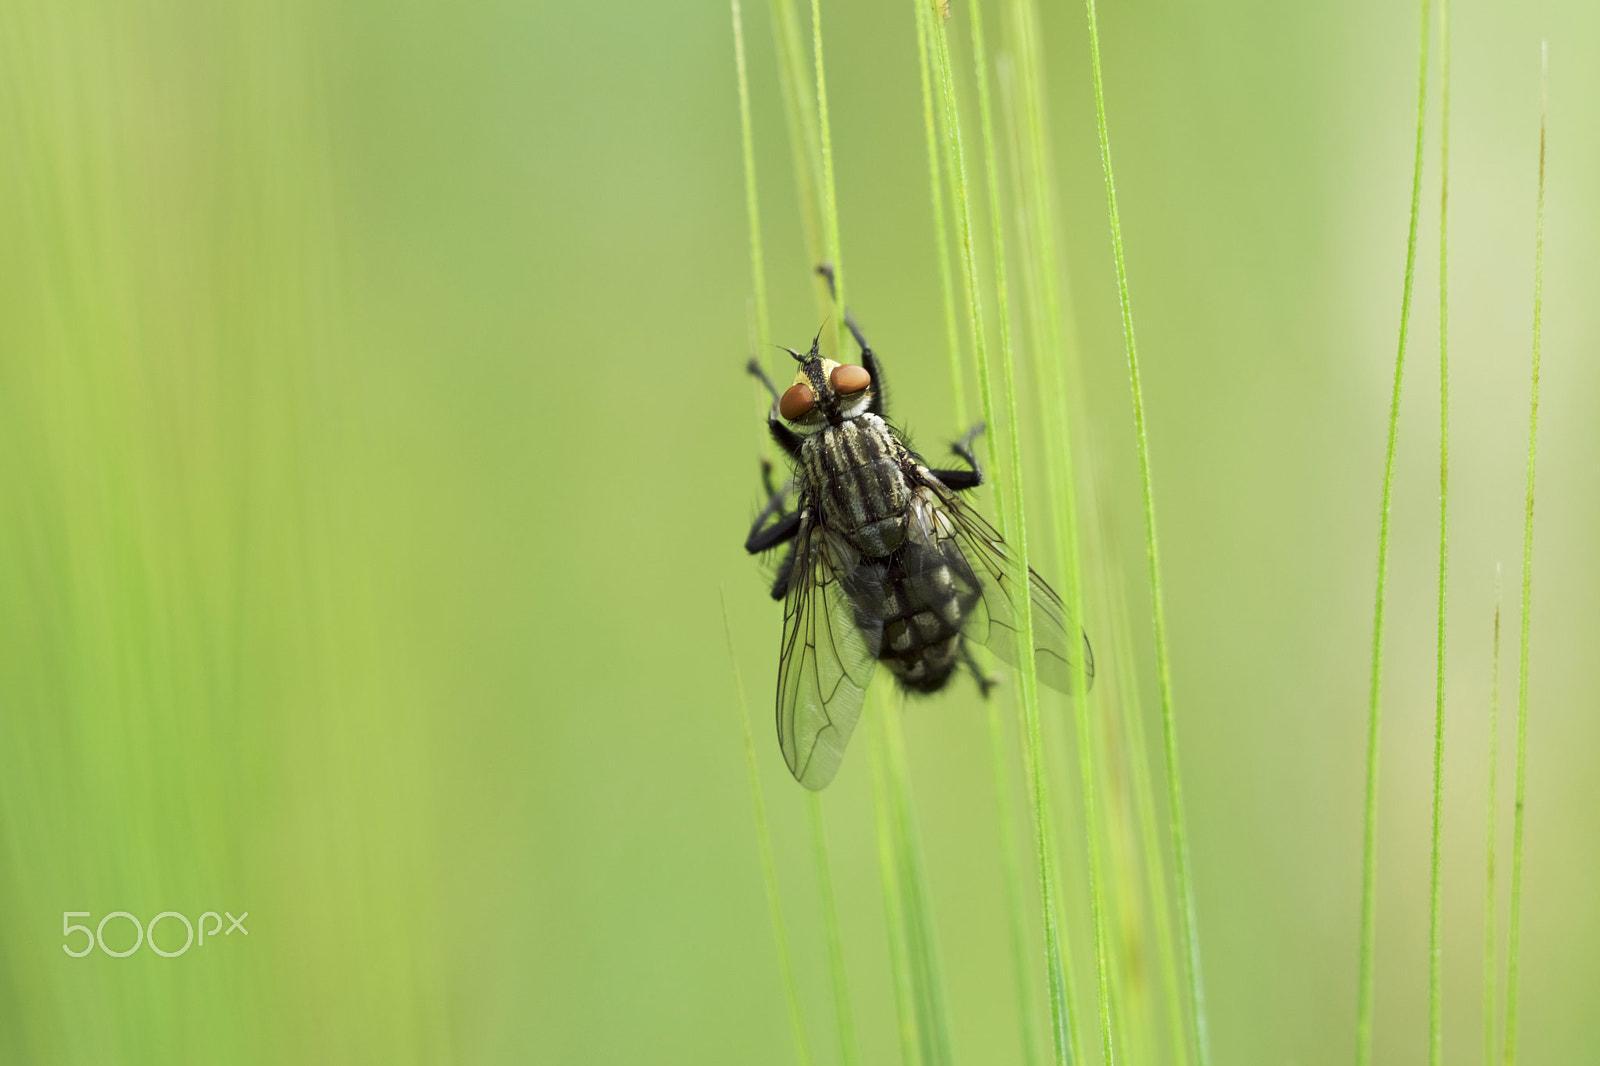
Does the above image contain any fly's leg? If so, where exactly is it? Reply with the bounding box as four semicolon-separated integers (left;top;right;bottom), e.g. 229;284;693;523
746;456;803;598
746;459;802;554
814;263;871;352
769;538;800;601
959;640;999;698
746;506;800;554
951;422;985;472
747;359;806;459
759;454;783;500
815;263;887;418
748;358;782;407
927;422;986;491
768;420;804;459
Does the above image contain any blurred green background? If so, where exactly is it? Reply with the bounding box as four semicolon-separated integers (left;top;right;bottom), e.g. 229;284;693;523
1;0;1596;1062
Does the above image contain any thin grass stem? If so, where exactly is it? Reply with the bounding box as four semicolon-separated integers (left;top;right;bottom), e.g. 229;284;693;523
1007;0;1074;400
736;3;778;464
1501;41;1547;1066
911;5;1038;1060
873;729;927;1066
721;590;814;1066
913;0;970;430
990;49;1057;1066
810;0;846;360
1032;749;1083;1066
1354;3;1432;1061
883;692;957;1066
1484;566;1502;1066
1428;3;1451;1062
926;3;1002;516
926;4;1081;1063
733;0;771;353
984;695;1043;1066
807;796;861;1066
768;0;825;273
998;17;1132;1059
967;0;1115;1057
1000;0;1085;605
1081;1;1209;1061
1111;571;1189;1066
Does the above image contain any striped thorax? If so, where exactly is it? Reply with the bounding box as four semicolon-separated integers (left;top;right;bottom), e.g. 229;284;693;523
798;414;913;558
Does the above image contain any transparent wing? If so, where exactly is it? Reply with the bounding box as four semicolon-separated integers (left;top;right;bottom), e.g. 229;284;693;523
917;477;1095;695
774;511;880;790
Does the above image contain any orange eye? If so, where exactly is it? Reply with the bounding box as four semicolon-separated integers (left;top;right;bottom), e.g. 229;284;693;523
830;364;871;395
779;382;815;421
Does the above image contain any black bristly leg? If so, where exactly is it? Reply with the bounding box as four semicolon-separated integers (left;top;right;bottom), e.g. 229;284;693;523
747;508;801;555
927;422;986;492
815;263;887;418
747;358;781;407
958;639;998;698
758;456;782;501
769;538;799;601
746;461;801;554
767;419;805;460
951;421;985;467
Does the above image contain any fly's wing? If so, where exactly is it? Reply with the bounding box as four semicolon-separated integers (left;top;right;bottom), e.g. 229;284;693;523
917;478;1094;695
774;511;880;789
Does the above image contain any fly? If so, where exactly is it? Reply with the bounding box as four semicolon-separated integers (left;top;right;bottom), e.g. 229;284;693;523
745;266;1094;789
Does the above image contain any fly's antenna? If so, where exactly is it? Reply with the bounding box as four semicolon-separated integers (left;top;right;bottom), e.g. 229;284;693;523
809;319;829;359
776;345;805;364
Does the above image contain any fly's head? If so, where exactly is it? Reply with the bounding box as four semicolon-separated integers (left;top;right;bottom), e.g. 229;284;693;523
775;335;874;431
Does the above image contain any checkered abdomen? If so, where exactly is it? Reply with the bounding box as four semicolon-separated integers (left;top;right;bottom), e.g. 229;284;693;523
877;547;982;693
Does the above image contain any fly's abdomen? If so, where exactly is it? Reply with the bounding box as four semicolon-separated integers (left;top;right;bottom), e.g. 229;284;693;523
802;416;912;558
878;546;982;693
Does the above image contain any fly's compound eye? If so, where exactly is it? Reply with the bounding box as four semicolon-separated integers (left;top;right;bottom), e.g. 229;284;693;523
779;382;816;421
829;364;871;395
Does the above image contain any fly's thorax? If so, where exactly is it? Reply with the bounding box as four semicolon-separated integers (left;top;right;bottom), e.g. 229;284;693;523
798;415;915;558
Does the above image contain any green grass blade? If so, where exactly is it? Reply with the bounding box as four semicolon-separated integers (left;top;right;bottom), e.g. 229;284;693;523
912;7;1040;1061
735;0;779;459
925;1;1001;515
733;0;771;353
1484;567;1502;1066
924;3;1081;1062
1111;570;1190;1066
997;14;1144;1060
810;0;846;360
1428;2;1451;1062
1000;0;1089;642
1501;41;1547;1066
984;695;1043;1066
1005;0;1076;404
1081;0;1209;1061
962;0;1015;465
873;725;926;1066
967;0;1116;1061
912;0;970;430
721;590;814;1066
1354;3;1432;1062
807;795;862;1066
882;693;958;1066
768;0;826;273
